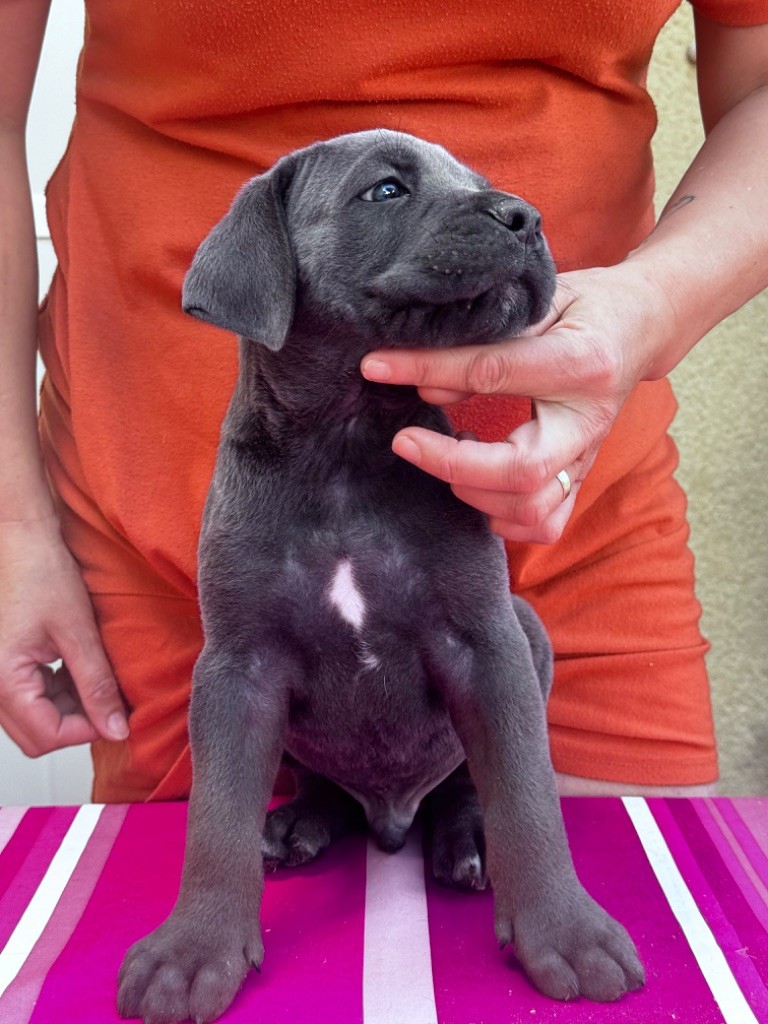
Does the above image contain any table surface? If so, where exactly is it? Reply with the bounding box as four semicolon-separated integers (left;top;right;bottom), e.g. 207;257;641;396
0;797;767;1023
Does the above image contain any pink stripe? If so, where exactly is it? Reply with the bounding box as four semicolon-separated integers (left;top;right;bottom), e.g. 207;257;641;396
363;832;436;1024
650;799;768;1021
0;810;52;905
734;799;768;847
427;797;722;1023
695;800;768;932
0;809;76;953
0;805;127;1024
732;799;768;873
29;802;366;1023
0;809;27;858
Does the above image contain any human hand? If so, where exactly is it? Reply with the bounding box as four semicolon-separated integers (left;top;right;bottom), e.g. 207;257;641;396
0;517;129;756
361;262;677;543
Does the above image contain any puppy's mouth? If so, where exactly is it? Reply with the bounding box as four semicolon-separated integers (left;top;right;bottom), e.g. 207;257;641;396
415;290;522;340
366;265;500;308
362;269;552;347
398;285;494;316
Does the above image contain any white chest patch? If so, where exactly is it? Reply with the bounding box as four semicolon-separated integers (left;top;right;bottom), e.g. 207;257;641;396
328;558;366;631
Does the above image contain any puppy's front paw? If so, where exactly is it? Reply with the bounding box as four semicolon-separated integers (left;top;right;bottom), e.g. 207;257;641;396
117;911;263;1023
498;889;644;1003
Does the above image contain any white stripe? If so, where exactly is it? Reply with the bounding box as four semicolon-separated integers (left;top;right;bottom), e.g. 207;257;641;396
0;804;103;998
363;827;438;1024
623;796;759;1024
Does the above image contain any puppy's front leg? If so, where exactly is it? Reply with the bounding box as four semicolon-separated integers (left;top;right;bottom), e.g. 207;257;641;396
118;646;290;1024
437;617;645;1003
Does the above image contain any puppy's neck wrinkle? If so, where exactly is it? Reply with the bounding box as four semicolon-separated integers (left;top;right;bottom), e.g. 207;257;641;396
229;335;441;462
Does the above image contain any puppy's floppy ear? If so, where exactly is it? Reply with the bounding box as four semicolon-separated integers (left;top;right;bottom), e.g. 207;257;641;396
182;160;295;351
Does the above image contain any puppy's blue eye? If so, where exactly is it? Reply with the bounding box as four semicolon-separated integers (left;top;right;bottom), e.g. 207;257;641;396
359;178;409;202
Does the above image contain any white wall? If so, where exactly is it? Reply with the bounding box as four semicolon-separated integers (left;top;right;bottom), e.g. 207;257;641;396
0;0;92;806
29;0;84;305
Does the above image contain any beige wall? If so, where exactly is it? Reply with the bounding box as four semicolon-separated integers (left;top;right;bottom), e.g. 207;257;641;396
649;8;768;793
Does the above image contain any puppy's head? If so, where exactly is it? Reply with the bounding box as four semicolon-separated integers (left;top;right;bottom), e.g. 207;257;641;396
183;129;556;351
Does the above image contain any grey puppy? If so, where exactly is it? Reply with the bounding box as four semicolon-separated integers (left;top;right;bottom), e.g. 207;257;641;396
117;129;644;1024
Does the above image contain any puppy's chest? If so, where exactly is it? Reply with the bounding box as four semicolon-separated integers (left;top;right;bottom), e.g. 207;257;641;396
281;534;427;653
273;475;492;669
280;533;465;795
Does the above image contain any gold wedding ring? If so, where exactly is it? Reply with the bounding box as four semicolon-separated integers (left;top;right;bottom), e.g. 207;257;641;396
556;469;572;502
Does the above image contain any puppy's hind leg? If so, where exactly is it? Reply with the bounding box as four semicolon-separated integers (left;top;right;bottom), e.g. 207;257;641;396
511;594;553;703
423;598;549;895
423;762;487;891
263;761;365;869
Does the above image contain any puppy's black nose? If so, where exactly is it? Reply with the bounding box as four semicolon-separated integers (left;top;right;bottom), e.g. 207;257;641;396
486;197;542;245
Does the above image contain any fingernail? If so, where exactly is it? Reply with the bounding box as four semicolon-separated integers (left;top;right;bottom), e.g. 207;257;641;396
393;435;421;465
361;358;391;382
107;712;129;740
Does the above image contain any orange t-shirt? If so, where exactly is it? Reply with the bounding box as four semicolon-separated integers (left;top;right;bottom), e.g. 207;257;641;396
41;0;766;593
40;0;765;588
37;0;767;799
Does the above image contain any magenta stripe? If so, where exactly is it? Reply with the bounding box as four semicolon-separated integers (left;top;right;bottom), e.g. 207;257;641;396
0;810;27;858
0;809;76;952
29;802;366;1023
0;805;126;1024
427;797;722;1023
651;799;768;1021
251;825;366;1023
695;801;768;933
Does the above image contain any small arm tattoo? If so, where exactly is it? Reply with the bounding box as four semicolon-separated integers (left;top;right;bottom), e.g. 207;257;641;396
659;194;696;222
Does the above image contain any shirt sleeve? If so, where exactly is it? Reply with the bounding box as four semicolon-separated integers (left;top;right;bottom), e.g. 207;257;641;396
689;0;768;26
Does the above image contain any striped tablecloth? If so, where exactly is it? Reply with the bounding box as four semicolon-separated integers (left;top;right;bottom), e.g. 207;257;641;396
1;797;768;1023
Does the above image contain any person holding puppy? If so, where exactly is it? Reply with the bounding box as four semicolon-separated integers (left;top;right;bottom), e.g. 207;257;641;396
0;0;767;802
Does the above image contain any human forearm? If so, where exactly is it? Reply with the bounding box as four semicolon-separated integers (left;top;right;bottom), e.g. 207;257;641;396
0;148;129;750
625;84;768;377
0;0;130;753
625;22;768;379
0;129;55;524
0;0;55;526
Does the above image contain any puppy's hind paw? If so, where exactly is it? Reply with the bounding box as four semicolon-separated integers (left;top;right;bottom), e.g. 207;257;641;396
262;804;322;869
262;796;346;870
431;826;488;891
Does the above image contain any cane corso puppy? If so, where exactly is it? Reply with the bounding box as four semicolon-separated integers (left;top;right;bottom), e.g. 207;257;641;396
118;129;644;1023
